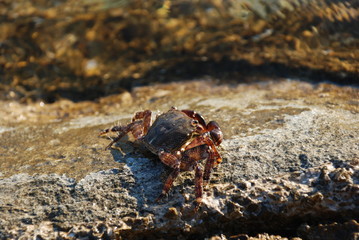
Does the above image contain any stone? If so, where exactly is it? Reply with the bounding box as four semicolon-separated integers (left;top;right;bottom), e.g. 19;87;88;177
0;80;358;239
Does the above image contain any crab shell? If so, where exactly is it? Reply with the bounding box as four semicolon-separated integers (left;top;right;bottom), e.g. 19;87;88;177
142;109;198;155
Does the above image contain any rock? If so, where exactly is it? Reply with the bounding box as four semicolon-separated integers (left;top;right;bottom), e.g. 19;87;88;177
298;220;359;240
0;80;358;239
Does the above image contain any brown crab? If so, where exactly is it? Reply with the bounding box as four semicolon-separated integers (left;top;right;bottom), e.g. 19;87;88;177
99;107;223;209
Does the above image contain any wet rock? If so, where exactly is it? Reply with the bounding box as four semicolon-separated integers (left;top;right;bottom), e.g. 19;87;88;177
0;80;358;239
0;0;358;102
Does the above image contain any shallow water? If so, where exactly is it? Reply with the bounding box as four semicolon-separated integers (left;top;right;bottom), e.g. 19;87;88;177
0;0;358;102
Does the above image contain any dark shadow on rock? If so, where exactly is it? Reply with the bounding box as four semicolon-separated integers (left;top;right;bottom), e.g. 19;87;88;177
108;141;192;214
109;144;166;210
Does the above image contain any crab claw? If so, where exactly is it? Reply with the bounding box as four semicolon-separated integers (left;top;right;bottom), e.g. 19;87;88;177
99;129;109;136
207;121;223;146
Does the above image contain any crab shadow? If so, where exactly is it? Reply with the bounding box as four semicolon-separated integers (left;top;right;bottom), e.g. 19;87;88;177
109;143;186;211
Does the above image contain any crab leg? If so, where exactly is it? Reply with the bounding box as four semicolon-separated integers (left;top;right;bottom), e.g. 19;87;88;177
203;149;218;186
181;109;207;127
101;121;143;150
99;110;152;149
156;164;180;201
194;164;203;210
184;136;222;164
180;145;208;210
132;110;152;134
158;150;181;168
98;125;122;135
155;150;182;201
184;136;221;186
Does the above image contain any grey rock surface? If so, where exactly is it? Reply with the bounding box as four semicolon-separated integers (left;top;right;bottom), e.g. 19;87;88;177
0;80;358;239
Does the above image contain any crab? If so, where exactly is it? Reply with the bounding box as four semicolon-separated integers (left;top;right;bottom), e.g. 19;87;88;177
99;107;223;209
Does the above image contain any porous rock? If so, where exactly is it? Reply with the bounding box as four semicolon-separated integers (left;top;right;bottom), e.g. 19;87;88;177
0;80;358;239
